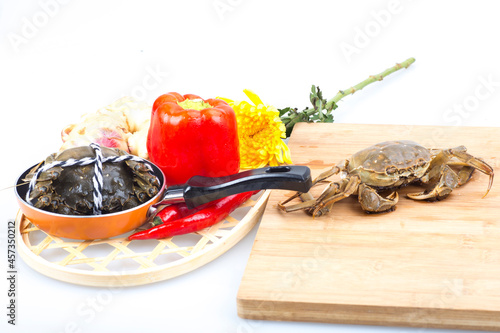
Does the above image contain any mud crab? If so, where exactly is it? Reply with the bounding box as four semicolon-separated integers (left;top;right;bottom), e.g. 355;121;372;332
25;145;160;215
279;140;494;216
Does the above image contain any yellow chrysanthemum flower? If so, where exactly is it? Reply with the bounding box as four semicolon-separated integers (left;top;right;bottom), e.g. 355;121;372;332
219;89;292;169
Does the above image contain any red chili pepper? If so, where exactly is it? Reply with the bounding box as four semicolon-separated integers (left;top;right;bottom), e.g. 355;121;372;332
147;92;240;186
138;202;200;230
154;203;191;225
128;191;257;240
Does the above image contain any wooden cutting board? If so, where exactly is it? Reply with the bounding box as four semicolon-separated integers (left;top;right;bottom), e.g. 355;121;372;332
237;123;500;331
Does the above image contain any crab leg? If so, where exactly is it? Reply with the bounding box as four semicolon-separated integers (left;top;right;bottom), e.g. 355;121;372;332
278;182;342;214
278;163;345;213
312;163;345;184
278;198;317;214
307;181;344;216
446;146;494;197
27;180;52;201
278;161;351;215
407;165;459;201
440;159;475;184
277;166;341;207
456;166;475;186
442;161;476;186
420;146;494;199
133;176;160;198
278;178;348;217
310;175;361;217
297;164;344;200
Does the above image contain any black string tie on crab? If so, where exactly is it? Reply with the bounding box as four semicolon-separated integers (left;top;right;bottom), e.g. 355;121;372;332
26;143;153;215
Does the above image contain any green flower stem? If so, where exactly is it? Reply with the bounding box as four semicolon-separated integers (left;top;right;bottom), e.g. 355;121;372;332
325;57;415;110
280;57;415;137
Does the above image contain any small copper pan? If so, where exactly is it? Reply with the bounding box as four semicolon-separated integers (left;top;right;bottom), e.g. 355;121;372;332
15;163;311;240
15;162;166;240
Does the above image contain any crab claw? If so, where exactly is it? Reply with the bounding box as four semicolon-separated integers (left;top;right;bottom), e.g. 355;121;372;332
408;165;459;201
358;183;399;213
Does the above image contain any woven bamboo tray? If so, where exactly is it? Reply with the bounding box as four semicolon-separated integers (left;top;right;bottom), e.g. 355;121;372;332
16;190;270;287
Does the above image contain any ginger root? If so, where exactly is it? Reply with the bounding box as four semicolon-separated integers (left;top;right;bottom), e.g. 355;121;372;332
60;97;151;159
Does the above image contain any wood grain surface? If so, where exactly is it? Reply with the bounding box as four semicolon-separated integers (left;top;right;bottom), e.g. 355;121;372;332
237;123;500;331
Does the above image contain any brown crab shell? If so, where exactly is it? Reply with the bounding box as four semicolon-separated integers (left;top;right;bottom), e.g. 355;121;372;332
15;162;166;240
347;140;432;187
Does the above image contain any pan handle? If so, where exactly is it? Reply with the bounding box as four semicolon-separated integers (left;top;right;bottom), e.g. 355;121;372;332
156;165;312;210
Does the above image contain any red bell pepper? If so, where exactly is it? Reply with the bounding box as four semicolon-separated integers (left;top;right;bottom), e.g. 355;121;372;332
147;92;240;186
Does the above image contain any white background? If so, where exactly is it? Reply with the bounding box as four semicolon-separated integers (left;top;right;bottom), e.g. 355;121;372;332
1;0;500;332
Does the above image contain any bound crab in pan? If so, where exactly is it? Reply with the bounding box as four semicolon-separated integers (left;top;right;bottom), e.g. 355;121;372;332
279;140;494;216
24;146;160;215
